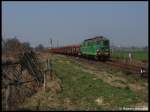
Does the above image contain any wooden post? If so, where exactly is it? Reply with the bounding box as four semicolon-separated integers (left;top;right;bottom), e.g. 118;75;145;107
50;59;53;80
43;59;49;91
43;71;46;91
5;85;10;110
50;38;53;80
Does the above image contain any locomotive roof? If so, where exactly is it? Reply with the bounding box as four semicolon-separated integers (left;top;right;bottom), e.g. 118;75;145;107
84;36;108;42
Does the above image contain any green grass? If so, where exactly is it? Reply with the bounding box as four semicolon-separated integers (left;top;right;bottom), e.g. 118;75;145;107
112;50;148;61
21;54;147;111
50;55;145;110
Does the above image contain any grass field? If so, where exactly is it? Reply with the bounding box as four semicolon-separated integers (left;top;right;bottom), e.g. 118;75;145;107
20;54;148;111
112;50;148;61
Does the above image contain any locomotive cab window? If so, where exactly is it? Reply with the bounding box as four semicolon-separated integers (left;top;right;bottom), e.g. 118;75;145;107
103;40;109;46
96;41;100;44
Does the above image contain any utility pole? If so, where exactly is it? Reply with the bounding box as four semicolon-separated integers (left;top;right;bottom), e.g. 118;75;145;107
50;38;52;49
57;40;59;47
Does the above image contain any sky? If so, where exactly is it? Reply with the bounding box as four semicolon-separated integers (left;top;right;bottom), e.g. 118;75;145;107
2;1;148;47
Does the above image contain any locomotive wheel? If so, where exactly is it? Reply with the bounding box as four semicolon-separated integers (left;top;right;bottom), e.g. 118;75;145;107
95;56;99;60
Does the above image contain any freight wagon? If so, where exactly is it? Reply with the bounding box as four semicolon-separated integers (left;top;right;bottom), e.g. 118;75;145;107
50;45;80;56
50;36;110;61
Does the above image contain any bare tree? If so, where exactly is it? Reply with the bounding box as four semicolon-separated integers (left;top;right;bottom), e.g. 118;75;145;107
35;44;45;51
22;42;31;51
2;37;32;62
2;37;23;59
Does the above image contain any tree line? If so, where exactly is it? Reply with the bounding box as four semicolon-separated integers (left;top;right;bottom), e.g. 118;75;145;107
2;37;46;54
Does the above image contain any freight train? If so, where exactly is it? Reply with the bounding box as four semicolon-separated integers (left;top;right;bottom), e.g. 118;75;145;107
50;36;110;61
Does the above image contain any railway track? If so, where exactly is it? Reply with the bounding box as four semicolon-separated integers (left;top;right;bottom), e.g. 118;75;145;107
54;54;148;78
103;60;148;77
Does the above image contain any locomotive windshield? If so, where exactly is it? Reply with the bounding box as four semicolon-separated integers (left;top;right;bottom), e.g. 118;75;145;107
103;40;109;46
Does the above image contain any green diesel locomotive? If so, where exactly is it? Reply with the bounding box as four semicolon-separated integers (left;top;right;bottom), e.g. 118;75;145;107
80;36;110;60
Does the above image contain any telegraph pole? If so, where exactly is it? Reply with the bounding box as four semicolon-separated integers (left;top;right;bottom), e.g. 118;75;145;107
57;40;59;47
50;38;52;49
